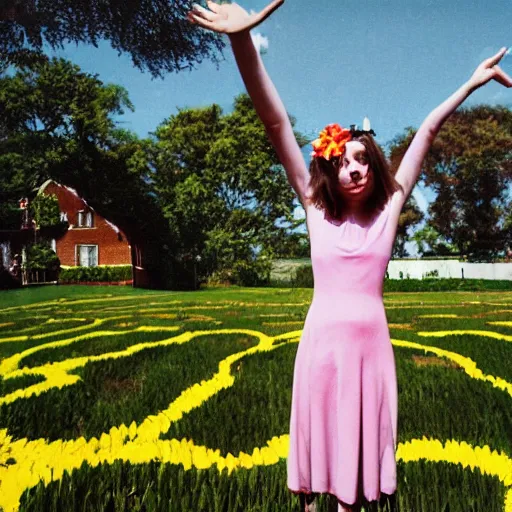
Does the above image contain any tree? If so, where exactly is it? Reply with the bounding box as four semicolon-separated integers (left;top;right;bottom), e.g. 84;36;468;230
391;194;424;258
271;231;310;259
411;224;458;257
151;93;308;285
389;105;512;261
0;0;225;78
0;57;177;288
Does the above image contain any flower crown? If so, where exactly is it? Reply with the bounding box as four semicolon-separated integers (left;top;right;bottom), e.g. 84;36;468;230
310;117;376;160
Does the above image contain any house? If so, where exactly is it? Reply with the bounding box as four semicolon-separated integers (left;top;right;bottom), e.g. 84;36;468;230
39;180;132;268
1;180;148;286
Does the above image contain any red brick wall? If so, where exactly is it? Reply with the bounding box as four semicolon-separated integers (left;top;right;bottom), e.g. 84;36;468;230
43;182;131;267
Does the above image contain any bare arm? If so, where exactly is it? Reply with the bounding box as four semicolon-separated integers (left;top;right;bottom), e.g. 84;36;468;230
229;30;309;205
188;1;310;206
394;47;511;208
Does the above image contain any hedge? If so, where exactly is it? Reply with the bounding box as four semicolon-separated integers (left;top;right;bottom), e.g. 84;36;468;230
59;266;132;284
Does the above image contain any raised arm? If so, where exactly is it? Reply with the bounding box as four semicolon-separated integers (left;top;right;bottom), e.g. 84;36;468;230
187;1;310;206
394;47;512;208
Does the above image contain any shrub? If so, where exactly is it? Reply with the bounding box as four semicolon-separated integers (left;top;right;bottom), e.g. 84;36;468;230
207;257;271;287
291;264;314;288
269;264;512;291
23;243;60;272
59;266;132;283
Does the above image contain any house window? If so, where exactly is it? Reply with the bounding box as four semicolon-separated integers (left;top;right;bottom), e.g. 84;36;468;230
77;210;93;227
134;246;142;268
77;245;98;267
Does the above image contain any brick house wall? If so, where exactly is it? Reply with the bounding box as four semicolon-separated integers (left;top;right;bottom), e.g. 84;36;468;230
41;181;131;267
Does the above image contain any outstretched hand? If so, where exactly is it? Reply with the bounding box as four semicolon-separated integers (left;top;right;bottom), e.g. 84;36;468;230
468;47;512;90
187;0;284;34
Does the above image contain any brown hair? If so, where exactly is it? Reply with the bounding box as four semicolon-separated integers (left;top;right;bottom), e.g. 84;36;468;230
306;134;403;220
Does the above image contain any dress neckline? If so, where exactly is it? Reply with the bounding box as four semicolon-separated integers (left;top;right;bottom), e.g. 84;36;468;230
322;208;381;229
317;200;391;255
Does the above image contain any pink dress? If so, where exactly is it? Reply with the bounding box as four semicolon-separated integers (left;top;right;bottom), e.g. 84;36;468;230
287;191;400;506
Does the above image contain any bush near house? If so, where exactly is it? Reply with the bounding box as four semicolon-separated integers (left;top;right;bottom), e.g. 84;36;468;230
59;265;132;284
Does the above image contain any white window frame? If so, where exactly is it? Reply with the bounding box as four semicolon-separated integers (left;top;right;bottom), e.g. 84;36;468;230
77;210;94;228
76;244;98;267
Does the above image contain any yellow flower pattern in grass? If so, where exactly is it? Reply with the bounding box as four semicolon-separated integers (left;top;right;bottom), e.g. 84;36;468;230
417;329;512;343
393;337;512;398
262;321;305;326
489;321;512;327
0;316;134;345
386;304;467;309
0;294;174;315
1;322;512;511
418;314;459;318
14;318;88;334
388;323;413;330
0;325;183;403
0;322;181;375
0;296;512;511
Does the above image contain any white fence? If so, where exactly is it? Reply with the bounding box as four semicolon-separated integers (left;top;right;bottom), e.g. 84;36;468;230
386;260;512;280
271;259;512;281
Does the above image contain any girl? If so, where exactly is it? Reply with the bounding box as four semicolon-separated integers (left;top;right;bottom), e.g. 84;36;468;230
187;2;511;510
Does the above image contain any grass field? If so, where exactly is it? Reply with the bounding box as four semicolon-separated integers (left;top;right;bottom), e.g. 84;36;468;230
0;285;511;512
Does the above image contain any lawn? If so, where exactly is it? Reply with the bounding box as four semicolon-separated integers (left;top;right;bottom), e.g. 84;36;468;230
0;285;511;511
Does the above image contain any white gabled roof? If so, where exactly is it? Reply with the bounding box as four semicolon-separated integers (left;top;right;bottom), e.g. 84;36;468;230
38;179;123;235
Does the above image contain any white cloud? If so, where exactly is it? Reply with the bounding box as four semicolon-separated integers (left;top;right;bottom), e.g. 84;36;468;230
250;31;269;55
412;187;428;214
247;9;269;54
404;241;419;258
294;204;306;220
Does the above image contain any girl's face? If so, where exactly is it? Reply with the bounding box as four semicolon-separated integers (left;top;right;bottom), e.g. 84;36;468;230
337;140;374;208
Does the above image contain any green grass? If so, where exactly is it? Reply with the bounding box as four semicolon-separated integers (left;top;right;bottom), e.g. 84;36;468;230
0;285;511;512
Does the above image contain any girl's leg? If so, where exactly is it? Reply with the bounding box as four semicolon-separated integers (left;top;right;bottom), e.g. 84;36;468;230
327;495;362;512
337;502;362;512
299;493;318;512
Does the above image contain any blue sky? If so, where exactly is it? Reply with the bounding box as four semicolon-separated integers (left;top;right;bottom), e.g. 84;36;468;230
46;0;511;255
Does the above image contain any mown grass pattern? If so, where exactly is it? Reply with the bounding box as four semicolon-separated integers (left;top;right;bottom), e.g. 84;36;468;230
0;286;510;511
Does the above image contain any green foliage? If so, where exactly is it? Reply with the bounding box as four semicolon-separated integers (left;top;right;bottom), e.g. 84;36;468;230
392;194;424;258
59;266;132;283
290;264;314;289
18;459;503;512
0;334;256;442
268;232;310;259
278;264;512;291
2;287;511;511
389;106;512;261
0;1;225;78
0;203;22;231
152;94;308;286
0;374;46;397
384;278;512;292
411;225;458;257
207;257;272;287
23;242;60;272
29;194;62;228
0;57;176;288
162;345;295;455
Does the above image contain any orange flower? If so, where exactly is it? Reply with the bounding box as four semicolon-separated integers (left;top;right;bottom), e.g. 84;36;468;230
311;123;352;160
